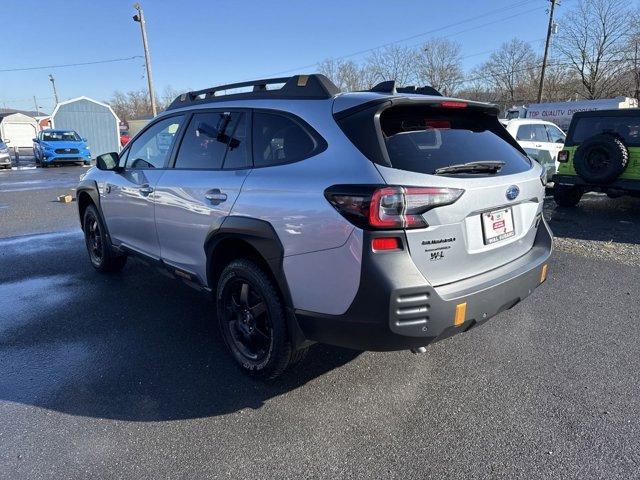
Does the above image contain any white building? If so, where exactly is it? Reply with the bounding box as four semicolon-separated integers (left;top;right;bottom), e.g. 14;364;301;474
0;112;39;148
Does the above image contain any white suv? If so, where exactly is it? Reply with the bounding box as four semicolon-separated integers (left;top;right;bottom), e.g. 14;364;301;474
501;119;566;181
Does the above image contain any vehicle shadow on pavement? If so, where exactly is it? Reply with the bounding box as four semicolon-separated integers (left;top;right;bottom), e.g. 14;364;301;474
0;234;361;421
545;193;640;245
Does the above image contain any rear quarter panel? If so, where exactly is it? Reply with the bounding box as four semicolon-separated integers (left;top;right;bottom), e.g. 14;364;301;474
229;100;384;314
230;101;384;256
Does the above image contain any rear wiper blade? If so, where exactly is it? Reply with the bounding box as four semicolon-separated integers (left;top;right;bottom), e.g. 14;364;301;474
435;161;506;175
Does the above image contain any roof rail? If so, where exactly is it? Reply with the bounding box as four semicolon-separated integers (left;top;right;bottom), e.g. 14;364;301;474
166;74;340;110
368;80;442;97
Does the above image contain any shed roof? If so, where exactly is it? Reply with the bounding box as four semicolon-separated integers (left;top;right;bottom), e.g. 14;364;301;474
0;112;38;123
51;96;120;123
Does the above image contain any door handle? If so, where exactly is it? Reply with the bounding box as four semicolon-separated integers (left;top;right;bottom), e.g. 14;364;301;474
205;189;227;205
139;184;154;196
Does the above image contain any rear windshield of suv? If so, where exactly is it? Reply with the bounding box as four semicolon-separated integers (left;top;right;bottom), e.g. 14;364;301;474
568;116;640;146
379;105;531;176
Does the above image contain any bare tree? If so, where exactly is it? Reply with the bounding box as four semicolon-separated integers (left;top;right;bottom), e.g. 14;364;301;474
108;90;152;121
554;0;631;99
478;39;539;105
625;7;640;99
318;59;372;91
539;63;580;101
364;45;418;86
417;38;464;96
159;85;188;110
457;73;497;104
108;85;189;120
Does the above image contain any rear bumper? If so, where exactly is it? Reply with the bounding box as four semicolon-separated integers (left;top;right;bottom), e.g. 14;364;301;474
296;219;553;351
553;174;640;193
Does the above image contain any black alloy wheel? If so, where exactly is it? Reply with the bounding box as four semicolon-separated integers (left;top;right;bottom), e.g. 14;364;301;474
220;276;273;365
82;204;127;272
84;209;104;268
216;259;305;378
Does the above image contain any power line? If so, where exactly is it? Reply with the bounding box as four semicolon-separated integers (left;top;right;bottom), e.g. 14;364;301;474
402;8;547;53
329;0;536;61
0;55;143;73
0;95;54;103
261;0;541;77
463;56;637;84
459;38;547;61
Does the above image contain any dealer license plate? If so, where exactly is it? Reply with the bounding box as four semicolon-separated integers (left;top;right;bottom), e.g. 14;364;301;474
481;207;515;245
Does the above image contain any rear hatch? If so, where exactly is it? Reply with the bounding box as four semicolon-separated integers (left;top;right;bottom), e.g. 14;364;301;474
337;99;545;286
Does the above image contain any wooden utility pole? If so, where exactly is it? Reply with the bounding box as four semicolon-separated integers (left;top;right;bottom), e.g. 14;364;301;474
33;96;40;116
537;0;557;103
48;74;59;105
634;40;640;101
133;3;158;116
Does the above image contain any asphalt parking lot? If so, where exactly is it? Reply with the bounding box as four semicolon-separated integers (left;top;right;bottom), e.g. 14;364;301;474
1;165;639;479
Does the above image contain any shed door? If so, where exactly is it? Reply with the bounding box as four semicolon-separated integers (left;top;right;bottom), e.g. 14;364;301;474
3;123;37;148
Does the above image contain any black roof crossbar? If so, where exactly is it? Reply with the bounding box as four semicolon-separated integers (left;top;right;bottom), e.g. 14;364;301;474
368;80;442;97
166;74;340;110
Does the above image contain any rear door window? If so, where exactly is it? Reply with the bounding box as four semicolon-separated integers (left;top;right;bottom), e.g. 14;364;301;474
175;111;248;170
516;124;549;142
222;112;250;169
516;124;533;141
252;112;316;167
545;124;565;143
380;106;531;176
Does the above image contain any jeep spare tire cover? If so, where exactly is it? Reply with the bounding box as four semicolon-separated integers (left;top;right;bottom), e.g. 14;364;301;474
573;133;629;184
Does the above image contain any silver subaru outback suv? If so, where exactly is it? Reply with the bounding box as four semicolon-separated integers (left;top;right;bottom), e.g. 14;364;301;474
77;74;552;378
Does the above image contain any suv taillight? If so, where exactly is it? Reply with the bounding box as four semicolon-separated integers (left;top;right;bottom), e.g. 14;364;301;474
325;185;464;230
557;150;569;163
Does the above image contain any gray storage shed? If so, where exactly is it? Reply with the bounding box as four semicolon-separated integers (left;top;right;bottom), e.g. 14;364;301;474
51;97;120;156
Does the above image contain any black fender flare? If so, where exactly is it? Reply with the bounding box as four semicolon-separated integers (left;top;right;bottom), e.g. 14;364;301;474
76;180;113;241
204;216;309;348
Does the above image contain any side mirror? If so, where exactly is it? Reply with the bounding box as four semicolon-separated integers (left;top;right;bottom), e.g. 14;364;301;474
4;139;11;144
96;152;121;171
32;138;38;142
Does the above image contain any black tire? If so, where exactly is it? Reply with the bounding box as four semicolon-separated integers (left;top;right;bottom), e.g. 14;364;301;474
216;259;304;379
82;204;127;272
553;184;583;207
573;134;629;184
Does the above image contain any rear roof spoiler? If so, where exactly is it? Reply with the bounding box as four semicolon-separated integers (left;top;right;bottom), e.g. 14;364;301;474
368;80;442;97
334;96;500;121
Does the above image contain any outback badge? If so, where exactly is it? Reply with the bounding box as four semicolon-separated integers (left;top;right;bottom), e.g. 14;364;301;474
506;185;520;201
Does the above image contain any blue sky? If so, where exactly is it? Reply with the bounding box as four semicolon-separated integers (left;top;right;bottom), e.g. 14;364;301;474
1;0;557;113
